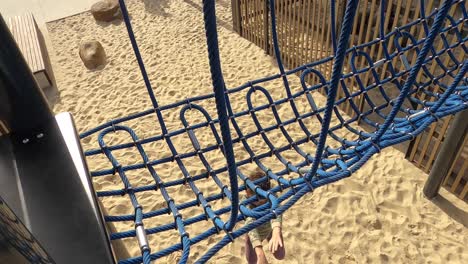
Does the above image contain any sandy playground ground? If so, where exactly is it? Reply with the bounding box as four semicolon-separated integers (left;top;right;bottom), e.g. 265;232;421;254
47;0;467;263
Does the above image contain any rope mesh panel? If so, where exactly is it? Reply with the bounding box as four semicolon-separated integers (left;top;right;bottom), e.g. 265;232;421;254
81;0;467;263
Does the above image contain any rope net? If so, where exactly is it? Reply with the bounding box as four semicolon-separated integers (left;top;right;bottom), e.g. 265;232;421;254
80;0;467;263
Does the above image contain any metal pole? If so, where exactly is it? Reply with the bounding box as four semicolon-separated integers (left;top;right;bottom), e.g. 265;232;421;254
0;15;53;136
423;109;468;199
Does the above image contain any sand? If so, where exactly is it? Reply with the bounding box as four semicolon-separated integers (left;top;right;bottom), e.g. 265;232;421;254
47;0;467;263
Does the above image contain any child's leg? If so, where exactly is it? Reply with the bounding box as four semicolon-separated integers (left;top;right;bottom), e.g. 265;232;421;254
245;235;257;264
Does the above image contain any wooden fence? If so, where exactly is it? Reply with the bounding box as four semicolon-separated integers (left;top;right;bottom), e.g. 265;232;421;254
231;0;467;201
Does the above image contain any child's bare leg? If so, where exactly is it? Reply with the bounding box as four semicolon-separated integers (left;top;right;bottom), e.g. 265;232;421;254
245;235;257;264
255;247;269;264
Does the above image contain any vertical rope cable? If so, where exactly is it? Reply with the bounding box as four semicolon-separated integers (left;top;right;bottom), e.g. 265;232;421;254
202;0;239;231
304;0;360;182
119;0;159;110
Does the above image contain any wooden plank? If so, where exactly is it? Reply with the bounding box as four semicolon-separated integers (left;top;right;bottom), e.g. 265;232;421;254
240;0;244;36
461;181;468;200
26;14;42;72
450;157;467;195
304;0;313;85
297;0;306;67
285;0;292;67
293;0;300;69
22;14;35;71
257;0;262;47
373;0;394;79
424;117;452;172
406;1;427;162
263;0;269;52
356;0;379;117
378;0;405;80
291;0;298;69
338;1;368;114
414;3;460;169
282;0;289;64
231;0;242;34
361;0;384;93
242;0;248;42
30;14;43;70
324;1;332;67
252;0;256;45
255;0;265;48
284;0;290;66
309;0;318;85
350;0;369;115
247;0;251;42
446;136;468;193
417;122;440;168
314;1;328;89
416;5;457;107
289;0;295;67
413;0;435;95
249;0;254;43
245;0;250;38
7;14;46;74
279;0;286;60
302;0;311;68
244;0;249;39
22;15;39;72
318;0;327;79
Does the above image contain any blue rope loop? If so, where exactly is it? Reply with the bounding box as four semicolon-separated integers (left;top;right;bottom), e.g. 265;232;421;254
78;0;468;263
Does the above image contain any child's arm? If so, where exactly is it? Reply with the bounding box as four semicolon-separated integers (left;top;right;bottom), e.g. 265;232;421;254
271;214;282;229
269;214;283;254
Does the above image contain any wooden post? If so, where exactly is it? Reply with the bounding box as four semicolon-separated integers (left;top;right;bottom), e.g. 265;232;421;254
423;110;468;199
335;1;347;43
264;0;270;53
232;0;242;34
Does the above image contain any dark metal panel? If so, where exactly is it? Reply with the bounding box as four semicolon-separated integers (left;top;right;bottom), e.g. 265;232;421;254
0;114;117;263
0;12;116;263
0;138;23;218
9;114;116;263
0;196;54;263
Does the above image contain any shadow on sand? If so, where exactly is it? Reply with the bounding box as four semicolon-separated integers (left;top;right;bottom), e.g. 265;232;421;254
429;189;468;228
143;0;172;17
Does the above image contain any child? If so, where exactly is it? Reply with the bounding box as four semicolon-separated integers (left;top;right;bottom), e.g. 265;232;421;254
244;169;285;264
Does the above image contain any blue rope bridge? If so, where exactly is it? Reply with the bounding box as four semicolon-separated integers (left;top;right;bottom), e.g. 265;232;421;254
80;0;467;263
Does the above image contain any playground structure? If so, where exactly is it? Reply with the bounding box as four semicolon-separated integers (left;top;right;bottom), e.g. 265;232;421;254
0;0;466;263
232;0;468;200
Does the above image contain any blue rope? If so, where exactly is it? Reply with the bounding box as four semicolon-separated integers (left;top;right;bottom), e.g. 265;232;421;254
202;0;239;232
304;0;360;183
76;0;468;263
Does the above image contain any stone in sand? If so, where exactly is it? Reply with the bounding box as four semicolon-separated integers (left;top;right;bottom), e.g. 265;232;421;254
90;0;121;22
79;40;107;70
